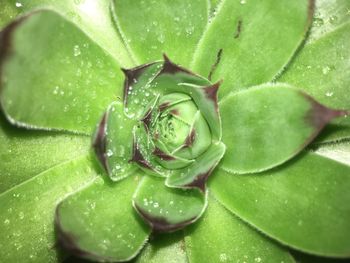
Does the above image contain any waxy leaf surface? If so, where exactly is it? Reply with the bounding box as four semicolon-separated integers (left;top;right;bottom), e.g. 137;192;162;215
0;10;122;134
220;84;345;174
0;113;90;193
135;231;187;263
56;174;150;262
210;151;350;257
0;155;98;263
112;0;208;66
191;0;313;97
0;0;133;66
185;196;294;263
93;101;136;181
133;176;207;233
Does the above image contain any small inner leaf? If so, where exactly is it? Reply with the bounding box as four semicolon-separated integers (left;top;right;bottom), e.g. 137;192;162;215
93;101;136;182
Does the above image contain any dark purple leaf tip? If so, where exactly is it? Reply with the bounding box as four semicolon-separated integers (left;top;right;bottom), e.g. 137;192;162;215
184;167;215;193
204;80;222;112
134;203;196;233
130;138;153;170
160;53;194;76
122;62;157;106
153;147;176;161
183;128;196;148
92;112;108;172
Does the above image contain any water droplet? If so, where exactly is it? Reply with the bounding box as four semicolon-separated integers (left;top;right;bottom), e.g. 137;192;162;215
322;66;331;75
313;17;324;27
219;253;228;262
19;212;24;220
255;257;262;262
240;0;246;4
15;2;22;7
73;45;81;56
329;15;338;25
325;91;333;97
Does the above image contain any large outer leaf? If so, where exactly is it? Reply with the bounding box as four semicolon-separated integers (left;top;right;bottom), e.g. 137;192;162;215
219;84;345;174
191;0;314;97
0;0;133;67
0;10;123;134
0;155;98;263
0;113;90;193
279;22;350;142
56;173;150;262
135;231;187;263
111;0;209;67
185;196;295;263
210;150;350;257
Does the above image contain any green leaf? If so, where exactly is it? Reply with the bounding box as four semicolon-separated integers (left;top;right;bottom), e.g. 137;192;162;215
279;22;350;142
219;83;346;174
133;176;207;232
0;113;90;193
123;57;222;140
93;101;136;182
135;231;187;263
0;10;123;134
56;173;150;262
185;196;295;263
191;0;314;97
166;142;226;191
0;155;98;263
307;0;350;43
210;151;350;257
0;0;133;66
111;0;209;66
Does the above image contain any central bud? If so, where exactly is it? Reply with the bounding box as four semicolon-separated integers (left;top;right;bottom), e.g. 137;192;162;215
93;55;225;189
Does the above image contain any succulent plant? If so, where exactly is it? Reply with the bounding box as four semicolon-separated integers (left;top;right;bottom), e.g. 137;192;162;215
1;0;350;263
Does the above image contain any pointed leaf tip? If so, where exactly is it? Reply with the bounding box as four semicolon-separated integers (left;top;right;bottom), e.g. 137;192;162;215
133;203;197;233
220;84;348;174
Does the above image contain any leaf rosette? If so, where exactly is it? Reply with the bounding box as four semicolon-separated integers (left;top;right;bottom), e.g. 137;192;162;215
93;55;226;232
1;1;350;263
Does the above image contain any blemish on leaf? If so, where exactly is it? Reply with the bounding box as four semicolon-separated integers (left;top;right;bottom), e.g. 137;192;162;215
234;19;242;39
208;49;223;81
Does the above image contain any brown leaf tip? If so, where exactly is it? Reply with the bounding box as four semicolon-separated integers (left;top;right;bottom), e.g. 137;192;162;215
134;203;196;233
183;128;196;148
184;167;215;193
160;53;194;76
204;80;222;111
306;97;348;130
55;208;103;261
122;62;156;105
130;139;153;170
